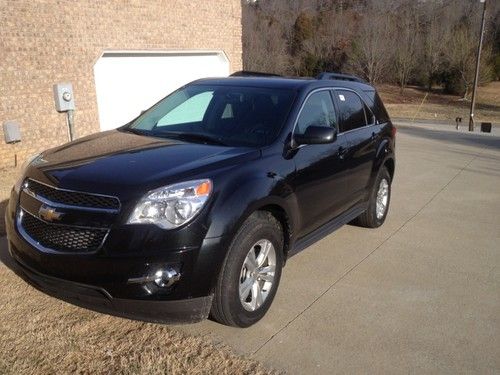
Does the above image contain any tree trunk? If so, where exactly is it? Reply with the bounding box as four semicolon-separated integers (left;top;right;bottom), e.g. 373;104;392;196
462;85;470;100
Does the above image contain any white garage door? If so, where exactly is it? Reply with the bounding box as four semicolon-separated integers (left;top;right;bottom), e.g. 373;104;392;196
93;51;230;131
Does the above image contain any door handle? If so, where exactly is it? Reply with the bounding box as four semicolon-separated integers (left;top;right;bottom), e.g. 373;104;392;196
338;145;349;160
370;132;376;141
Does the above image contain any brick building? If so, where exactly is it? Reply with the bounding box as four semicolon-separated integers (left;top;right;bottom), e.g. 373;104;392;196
0;0;242;169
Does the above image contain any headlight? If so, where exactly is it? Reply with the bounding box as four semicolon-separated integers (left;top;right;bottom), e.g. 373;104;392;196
13;153;42;193
127;179;212;229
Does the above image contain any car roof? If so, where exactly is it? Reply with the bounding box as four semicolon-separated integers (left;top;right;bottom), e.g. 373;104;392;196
190;76;375;93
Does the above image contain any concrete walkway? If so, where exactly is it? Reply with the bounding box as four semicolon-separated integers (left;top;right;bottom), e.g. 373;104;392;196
1;124;498;373
178;124;500;373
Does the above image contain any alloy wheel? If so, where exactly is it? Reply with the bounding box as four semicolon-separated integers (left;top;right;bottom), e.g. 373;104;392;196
239;239;276;312
376;178;389;219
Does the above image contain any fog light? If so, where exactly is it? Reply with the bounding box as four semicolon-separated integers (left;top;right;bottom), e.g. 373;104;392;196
153;268;181;288
128;267;181;288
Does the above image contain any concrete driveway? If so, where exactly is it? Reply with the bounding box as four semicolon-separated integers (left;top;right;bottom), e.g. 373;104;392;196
1;123;499;374
178;123;500;373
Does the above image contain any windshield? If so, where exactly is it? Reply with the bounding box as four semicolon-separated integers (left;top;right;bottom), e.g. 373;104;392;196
125;84;296;147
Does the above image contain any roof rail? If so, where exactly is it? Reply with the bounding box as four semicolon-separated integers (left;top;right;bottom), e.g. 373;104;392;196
316;72;366;83
230;70;282;78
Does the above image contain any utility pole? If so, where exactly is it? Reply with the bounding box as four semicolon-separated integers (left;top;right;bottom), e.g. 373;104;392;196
468;0;487;132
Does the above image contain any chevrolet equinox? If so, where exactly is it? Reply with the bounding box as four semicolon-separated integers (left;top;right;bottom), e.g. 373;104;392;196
5;72;395;327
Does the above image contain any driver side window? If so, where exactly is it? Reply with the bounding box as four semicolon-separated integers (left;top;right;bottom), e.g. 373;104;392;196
296;91;336;134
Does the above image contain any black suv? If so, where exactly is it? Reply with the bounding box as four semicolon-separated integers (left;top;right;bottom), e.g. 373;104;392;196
5;72;395;327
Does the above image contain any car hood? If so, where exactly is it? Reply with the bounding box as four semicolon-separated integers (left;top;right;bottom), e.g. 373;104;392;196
29;130;260;198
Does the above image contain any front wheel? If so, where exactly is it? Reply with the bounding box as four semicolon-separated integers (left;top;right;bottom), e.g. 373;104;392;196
356;166;392;228
210;211;284;327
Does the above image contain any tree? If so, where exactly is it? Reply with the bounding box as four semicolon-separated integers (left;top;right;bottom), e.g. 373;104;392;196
393;2;420;92
346;13;392;84
290;6;354;76
446;24;479;98
242;1;290;74
290;11;314;56
241;0;499;90
420;3;449;90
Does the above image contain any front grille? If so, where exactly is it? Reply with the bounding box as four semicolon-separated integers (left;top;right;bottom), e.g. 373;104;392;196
26;179;120;210
20;211;108;252
17;179;120;253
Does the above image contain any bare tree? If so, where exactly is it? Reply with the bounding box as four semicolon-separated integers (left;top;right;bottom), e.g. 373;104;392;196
346;13;392;84
290;6;355;76
421;5;448;91
446;24;479;99
393;2;420;92
242;0;499;91
242;2;291;74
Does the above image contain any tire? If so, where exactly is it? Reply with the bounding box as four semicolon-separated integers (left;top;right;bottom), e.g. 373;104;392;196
210;211;284;327
356;166;392;228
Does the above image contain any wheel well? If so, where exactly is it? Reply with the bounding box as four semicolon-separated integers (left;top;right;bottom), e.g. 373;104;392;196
257;205;292;262
383;158;395;181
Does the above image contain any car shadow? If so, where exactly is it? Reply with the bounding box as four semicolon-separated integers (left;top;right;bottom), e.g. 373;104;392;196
0;198;16;270
0;199;8;237
0;232;16;270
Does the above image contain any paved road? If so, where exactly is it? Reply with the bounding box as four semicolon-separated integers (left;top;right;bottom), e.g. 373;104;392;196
178;124;500;373
1;124;499;374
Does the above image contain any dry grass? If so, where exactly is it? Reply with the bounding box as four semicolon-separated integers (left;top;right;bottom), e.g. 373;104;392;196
0;265;278;375
377;81;500;124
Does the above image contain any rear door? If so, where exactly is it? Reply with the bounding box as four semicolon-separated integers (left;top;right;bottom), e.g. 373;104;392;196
333;89;380;206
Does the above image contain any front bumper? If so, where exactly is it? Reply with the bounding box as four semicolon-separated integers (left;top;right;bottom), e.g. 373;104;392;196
9;250;213;323
5;189;229;324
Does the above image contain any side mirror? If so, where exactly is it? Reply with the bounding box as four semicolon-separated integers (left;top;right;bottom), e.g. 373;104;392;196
294;126;337;146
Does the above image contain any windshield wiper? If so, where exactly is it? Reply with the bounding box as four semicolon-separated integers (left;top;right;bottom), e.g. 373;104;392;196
124;127;149;136
154;132;228;146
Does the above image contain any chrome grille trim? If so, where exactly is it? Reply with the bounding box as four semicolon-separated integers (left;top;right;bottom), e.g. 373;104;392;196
24;178;121;211
23;186;119;214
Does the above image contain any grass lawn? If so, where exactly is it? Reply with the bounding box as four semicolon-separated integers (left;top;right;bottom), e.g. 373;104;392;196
0;267;277;374
377;81;500;124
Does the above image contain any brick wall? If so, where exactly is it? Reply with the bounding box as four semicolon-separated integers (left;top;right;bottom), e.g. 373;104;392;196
0;0;242;169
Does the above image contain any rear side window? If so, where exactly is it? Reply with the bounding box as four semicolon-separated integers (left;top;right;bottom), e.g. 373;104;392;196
296;91;336;134
363;90;390;123
336;90;367;132
372;92;390;123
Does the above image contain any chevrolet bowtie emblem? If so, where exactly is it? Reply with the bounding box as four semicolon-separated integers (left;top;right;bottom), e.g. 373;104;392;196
38;205;63;222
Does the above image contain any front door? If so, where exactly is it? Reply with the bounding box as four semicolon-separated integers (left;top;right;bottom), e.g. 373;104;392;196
292;90;351;237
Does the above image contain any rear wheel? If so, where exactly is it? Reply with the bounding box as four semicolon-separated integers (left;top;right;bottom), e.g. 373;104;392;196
356;166;391;228
211;211;283;327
